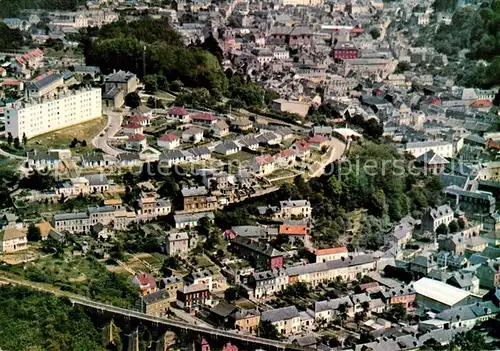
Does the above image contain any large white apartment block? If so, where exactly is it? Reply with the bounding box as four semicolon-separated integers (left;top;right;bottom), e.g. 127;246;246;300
403;141;453;158
5;87;102;139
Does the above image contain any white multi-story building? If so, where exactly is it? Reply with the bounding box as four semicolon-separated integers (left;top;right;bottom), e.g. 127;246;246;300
5;87;102;139
403;140;453;158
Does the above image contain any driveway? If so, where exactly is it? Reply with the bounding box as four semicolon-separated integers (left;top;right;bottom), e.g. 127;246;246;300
309;137;346;178
92;112;123;156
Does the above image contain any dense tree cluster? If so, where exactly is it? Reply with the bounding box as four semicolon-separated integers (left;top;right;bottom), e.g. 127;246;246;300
0;23;24;49
83;19;227;96
0;0;83;17
0;285;105;351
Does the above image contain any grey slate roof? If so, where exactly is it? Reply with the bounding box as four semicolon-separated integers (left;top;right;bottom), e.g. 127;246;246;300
261;306;300;323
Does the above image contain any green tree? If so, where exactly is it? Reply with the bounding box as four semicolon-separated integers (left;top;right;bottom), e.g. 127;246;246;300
369;27;381;40
7;133;13;147
13;137;20;149
125;92;141;109
448;220;459;233
143;74;159;93
436;222;449;235
458;217;466;229
160;255;180;274
27;223;41;242
258;320;279;339
449;330;489;351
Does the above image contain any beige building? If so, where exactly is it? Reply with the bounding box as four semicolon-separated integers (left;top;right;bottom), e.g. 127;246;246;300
261;306;301;336
0;228;28;253
52;200;136;233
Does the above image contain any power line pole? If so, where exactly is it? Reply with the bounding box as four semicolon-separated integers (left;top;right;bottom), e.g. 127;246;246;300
143;45;146;78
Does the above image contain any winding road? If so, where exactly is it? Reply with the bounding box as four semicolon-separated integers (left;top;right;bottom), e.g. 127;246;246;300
92;112;124;156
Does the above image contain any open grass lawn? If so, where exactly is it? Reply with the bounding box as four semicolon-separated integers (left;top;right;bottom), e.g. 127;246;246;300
154;90;177;101
26;117;107;153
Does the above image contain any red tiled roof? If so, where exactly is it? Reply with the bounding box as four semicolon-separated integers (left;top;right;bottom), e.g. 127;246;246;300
122;122;142;129
279;225;307;235
2;80;21;86
191;112;217;121
276;149;296;158
135;272;157;289
308;135;327;144
470;99;493;108
255;154;274;165
315;246;348;255
168;106;189;115
159;133;178;141
295;140;310;151
128;134;146;142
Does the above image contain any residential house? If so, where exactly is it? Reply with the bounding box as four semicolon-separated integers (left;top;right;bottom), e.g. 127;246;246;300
231;237;284;270
308;135;328;149
125;134;147;151
176;283;210;313
212;120;229;138
160;276;184;299
253;154;275;175
160;149;194;166
422;205;454;232
184;269;214;291
181;186;217;212
314;246;348;262
446;272;480;294
261;306;301;337
214;141;240;155
157;133;180;150
173;212;214;229
306;297;354;324
230;309;260;335
250;269;289;299
277;200;312;220
474;261;500;289
410;255;438;277
379;285;416;311
279;224;307;243
182;128;204;144
0;227;28;253
164;232;190;257
415;150;450;175
132;272;158;296
122;122;144;135
231;117;253;132
404;140;453;158
191;113;218;125
140;290;173;317
274;149;296;167
292;141;311;158
167;106;191;123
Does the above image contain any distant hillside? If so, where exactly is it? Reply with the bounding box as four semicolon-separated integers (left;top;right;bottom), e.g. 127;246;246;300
0;0;83;18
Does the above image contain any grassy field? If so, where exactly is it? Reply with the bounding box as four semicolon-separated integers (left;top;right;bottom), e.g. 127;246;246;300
26;117;107;153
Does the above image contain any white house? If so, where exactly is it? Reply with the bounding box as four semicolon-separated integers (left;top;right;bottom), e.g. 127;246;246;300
157;133;180;150
182;127;204;143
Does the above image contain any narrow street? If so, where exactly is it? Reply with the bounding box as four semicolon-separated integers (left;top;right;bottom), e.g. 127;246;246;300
92;112;123;156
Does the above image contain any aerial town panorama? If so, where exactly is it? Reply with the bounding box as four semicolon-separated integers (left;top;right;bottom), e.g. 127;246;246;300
0;0;499;350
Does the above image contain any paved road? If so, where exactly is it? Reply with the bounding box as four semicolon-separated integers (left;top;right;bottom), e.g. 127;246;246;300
92;112;123;156
309;137;346;178
0;147;27;160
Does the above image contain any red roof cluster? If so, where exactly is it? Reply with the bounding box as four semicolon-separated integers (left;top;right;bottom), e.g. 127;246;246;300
276;149;296;158
255;154;274;165
470;99;493;108
168;106;189;115
122;122;142;129
128;134;146;142
135;272;157;289
279;224;307;235
294;140;311;151
315;246;348;255
159;133;178;141
308;135;327;144
15;48;43;65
